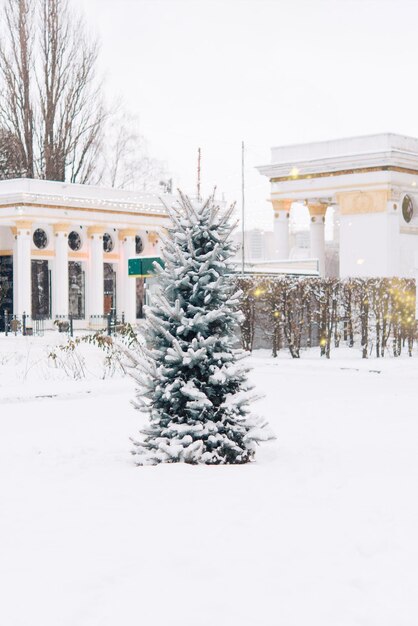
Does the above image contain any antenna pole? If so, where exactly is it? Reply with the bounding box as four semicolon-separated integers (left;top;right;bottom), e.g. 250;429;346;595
241;140;245;274
197;147;201;202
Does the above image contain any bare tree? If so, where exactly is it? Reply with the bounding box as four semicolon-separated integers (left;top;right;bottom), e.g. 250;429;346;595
0;0;104;183
99;110;168;192
0;127;26;178
235;276;258;352
0;0;35;177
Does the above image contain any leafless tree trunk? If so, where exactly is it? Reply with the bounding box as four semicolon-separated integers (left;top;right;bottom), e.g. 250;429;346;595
281;278;306;359
235;277;257;352
356;279;369;359
0;0;35;177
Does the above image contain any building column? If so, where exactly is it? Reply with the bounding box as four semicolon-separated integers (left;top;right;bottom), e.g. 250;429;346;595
15;221;32;317
307;202;327;277
53;223;70;318
87;226;105;319
271;199;292;259
118;229;137;323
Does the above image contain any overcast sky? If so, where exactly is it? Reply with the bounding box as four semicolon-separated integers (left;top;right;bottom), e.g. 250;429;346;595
73;0;418;230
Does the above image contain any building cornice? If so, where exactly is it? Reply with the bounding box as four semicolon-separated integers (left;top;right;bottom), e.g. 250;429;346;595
0;201;167;219
258;134;418;180
0;178;170;217
266;165;418;183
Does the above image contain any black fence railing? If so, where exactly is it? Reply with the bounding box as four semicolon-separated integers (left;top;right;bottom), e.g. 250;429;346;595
2;311;46;337
1;310;126;337
90;311;125;336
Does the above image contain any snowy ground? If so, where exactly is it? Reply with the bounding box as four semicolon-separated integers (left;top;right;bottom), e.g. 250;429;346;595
2;334;418;625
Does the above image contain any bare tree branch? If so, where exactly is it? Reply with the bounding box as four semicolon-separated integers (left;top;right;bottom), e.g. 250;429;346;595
0;0;105;183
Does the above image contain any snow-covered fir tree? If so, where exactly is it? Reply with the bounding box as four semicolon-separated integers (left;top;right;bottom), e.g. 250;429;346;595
131;191;272;465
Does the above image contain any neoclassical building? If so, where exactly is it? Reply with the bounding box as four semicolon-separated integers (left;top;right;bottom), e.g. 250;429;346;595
0;178;170;327
257;133;418;278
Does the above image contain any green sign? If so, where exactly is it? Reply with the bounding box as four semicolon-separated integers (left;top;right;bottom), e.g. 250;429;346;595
128;257;164;277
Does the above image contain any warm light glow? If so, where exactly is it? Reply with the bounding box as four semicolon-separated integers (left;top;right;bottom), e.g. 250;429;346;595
290;167;299;179
357;258;365;265
254;288;265;297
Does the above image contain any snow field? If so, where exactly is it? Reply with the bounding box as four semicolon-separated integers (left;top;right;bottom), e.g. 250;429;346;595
1;336;418;624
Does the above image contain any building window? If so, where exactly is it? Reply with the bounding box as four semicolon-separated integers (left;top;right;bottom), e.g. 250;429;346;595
135;235;144;254
33;228;48;250
103;232;114;253
103;263;116;314
136;278;145;318
31;260;50;318
68;262;85;319
68;231;82;251
402;195;414;224
0;255;13;331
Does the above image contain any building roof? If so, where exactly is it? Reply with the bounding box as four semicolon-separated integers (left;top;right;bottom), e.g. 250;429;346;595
257;133;418;180
0;178;170;216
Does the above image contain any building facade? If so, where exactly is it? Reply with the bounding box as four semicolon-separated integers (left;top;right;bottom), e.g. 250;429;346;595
0;178;170;327
232;228;275;262
257;133;418;279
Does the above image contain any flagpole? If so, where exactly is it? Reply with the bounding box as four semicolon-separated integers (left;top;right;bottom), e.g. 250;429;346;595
241;140;245;274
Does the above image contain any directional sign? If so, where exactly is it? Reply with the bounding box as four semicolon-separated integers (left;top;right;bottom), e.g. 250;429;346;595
128;257;164;277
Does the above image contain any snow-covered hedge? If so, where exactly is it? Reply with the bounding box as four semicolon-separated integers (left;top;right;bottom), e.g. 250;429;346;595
234;276;416;359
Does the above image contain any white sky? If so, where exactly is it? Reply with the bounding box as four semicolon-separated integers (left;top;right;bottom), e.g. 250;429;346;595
73;0;418;230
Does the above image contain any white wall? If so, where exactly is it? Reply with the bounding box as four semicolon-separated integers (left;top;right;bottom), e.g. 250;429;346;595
400;233;418;277
0;226;14;250
339;212;398;277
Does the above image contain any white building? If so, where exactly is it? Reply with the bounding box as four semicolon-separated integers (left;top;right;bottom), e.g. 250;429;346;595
0;178;170;328
232;228;275;262
257;133;418;278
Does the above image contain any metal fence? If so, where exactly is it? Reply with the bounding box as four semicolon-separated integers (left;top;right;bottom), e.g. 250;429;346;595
2;311;46;337
1;310;126;337
90;311;125;336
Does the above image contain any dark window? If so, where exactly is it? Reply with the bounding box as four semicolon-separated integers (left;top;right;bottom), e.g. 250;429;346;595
103;232;114;253
104;263;116;314
0;255;13;330
135;235;144;254
402;195;414;224
33;228;48;250
68;262;85;319
136;278;145;318
31;260;50;318
68;231;82;251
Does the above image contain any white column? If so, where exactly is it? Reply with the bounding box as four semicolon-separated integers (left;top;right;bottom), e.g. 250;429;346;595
272;199;291;259
332;205;340;245
386;200;400;276
12;226;18;314
87;227;104;319
414;252;418;320
15;221;32;316
308;202;327;277
53;223;69;318
118;229;137;323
